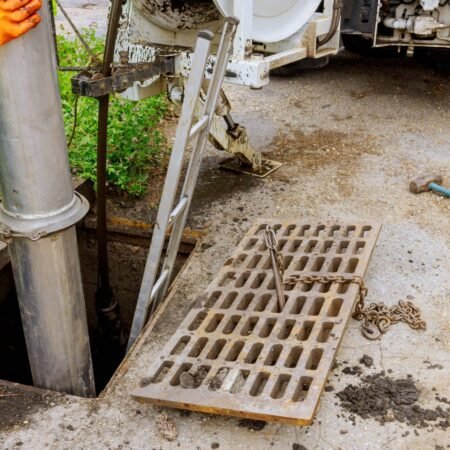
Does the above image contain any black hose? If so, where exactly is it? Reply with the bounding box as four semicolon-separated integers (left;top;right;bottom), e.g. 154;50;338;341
317;0;343;48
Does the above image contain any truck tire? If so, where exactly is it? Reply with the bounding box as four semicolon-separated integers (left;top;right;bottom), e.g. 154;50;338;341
271;56;330;76
342;35;402;58
414;48;450;73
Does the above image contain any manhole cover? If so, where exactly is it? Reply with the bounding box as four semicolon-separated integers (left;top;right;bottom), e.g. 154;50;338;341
132;219;381;425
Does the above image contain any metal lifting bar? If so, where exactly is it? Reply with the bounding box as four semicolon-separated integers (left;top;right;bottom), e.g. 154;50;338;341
127;18;239;350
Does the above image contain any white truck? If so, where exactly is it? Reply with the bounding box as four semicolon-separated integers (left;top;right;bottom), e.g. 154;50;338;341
116;0;450;87
104;1;450;171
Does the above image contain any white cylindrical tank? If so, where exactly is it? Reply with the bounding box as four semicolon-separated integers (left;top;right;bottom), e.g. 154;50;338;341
213;0;322;42
133;0;321;43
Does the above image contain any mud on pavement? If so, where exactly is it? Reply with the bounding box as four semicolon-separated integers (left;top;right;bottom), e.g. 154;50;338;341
337;372;450;430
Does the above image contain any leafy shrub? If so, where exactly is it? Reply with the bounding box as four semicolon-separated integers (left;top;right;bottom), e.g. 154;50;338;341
57;30;168;196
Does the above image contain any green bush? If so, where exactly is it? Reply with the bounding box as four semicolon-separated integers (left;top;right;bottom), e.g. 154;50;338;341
57;30;168;196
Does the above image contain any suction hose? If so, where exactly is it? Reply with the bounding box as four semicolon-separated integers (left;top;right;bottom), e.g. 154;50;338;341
317;0;343;47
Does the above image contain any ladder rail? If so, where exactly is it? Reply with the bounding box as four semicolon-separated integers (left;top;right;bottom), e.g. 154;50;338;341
127;31;215;351
152;19;239;312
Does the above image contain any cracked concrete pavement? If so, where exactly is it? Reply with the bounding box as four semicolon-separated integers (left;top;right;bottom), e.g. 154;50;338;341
1;3;449;448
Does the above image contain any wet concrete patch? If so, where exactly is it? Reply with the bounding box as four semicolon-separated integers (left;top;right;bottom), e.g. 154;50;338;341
268;127;379;170
0;382;59;432
266;127;380;197
191;163;262;215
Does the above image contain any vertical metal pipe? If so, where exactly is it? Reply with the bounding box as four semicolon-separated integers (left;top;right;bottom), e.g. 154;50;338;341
0;1;95;396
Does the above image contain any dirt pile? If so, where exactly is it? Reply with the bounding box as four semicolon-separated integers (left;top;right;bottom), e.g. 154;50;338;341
337;373;449;429
238;419;266;431
359;354;373;368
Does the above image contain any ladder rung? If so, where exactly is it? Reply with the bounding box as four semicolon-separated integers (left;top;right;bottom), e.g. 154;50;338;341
168;197;188;225
149;269;169;301
189;115;209;140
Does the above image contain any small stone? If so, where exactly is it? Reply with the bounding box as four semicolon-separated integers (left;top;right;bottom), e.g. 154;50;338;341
340;430;348;435
292;444;308;450
359;355;373;368
342;366;362;375
180;372;195;389
211;443;220;449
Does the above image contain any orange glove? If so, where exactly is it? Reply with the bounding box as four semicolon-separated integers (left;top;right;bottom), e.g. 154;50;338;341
0;0;42;46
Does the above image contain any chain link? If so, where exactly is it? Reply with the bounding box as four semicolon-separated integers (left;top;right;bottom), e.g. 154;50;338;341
273;249;426;340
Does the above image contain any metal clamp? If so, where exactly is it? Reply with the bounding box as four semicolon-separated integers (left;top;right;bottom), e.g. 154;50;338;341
0;225;46;243
71;57;175;97
0;192;89;243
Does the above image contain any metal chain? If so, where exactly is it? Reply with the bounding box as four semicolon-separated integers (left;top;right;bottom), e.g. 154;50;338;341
271;245;426;340
353;299;427;335
283;272;426;339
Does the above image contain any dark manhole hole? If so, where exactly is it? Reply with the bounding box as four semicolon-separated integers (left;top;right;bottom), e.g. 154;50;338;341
0;221;195;395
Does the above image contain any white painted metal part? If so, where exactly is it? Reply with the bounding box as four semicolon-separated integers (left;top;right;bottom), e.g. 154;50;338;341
115;0;340;93
213;0;322;42
375;0;450;47
419;0;439;12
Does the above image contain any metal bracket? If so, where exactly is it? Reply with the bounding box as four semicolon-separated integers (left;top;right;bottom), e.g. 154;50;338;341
71;57;175;97
192;91;282;177
0;192;89;243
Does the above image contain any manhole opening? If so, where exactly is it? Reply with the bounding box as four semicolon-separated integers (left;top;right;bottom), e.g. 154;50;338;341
0;222;195;396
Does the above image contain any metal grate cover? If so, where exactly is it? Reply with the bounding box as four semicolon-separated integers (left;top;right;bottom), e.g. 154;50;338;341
132;220;381;425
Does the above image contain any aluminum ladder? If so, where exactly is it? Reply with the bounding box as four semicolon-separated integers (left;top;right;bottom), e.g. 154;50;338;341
127;18;239;350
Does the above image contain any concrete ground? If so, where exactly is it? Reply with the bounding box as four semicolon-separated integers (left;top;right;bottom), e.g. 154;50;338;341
2;5;450;448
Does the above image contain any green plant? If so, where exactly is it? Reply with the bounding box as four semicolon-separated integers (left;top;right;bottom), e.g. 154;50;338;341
57;30;168;196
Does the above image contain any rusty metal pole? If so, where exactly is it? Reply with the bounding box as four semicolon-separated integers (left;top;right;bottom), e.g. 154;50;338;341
0;1;95;396
94;0;125;370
